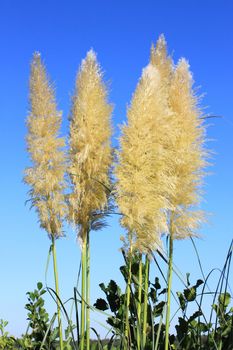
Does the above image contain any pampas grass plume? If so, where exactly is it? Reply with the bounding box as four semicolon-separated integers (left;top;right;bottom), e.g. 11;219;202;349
24;52;66;238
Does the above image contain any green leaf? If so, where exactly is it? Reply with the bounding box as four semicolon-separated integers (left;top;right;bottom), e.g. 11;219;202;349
153;301;165;317
149;287;157;303
37;282;43;290
212;303;218;313
218;292;231;309
175;317;188;340
221;322;232;337
186;272;190;286
198;321;211;332
159;288;167;296
195;279;204;288
188;310;202;323
131;261;139;275
154;277;161;290
177;291;186;311
107;293;121;313
119;265;127;281
184;287;196;302
99;283;107;293
108;280;118;294
94;298;109;311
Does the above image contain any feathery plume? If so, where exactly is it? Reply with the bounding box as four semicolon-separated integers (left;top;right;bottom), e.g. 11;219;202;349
68;49;112;350
68;50;112;244
150;35;207;239
24;53;66;238
115;61;174;253
168;58;207;239
150;34;173;91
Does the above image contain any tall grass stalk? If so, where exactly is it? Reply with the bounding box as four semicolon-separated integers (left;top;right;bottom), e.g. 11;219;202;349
136;256;142;350
142;255;149;348
68;50;112;350
165;219;174;350
25;53;66;350
124;248;132;348
51;237;64;350
80;236;87;350
74;287;80;345
86;231;91;350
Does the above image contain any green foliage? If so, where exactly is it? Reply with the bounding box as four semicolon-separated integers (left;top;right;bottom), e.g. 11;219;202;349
211;292;233;350
0;319;16;349
64;321;76;350
94;255;168;349
94;249;233;350
1;258;233;349
23;282;58;349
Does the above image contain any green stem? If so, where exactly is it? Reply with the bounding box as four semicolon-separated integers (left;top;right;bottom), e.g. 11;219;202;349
86;231;90;350
80;235;87;350
124;250;132;348
51;236;63;350
137;255;142;350
165;219;174;350
142;255;149;348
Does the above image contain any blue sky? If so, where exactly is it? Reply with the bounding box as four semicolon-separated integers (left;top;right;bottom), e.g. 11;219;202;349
0;0;232;338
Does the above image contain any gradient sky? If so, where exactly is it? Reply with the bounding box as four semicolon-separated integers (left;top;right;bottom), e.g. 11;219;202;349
0;0;232;338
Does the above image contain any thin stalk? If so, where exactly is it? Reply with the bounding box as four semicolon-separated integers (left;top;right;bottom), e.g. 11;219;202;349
80;235;87;350
142;255;149;348
86;231;90;350
124;251;132;348
74;288;80;345
155;307;165;350
51;236;64;350
137;255;142;350
165;219;174;350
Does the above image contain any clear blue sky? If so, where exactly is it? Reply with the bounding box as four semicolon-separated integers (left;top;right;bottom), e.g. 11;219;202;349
0;0;232;338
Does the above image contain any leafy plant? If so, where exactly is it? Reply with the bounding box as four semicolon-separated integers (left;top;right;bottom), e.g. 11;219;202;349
0;319;16;350
94;255;169;349
24;282;58;350
94;243;233;350
211;292;233;349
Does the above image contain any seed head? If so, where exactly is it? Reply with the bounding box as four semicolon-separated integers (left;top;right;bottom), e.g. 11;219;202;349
168;58;207;238
24;53;66;238
68;50;112;244
115;60;174;253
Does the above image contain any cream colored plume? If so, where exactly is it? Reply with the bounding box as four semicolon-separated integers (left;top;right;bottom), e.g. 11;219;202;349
168;58;207;239
68;50;112;244
115;60;174;253
24;53;66;238
116;35;207;252
150;35;207;240
150;34;173;92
